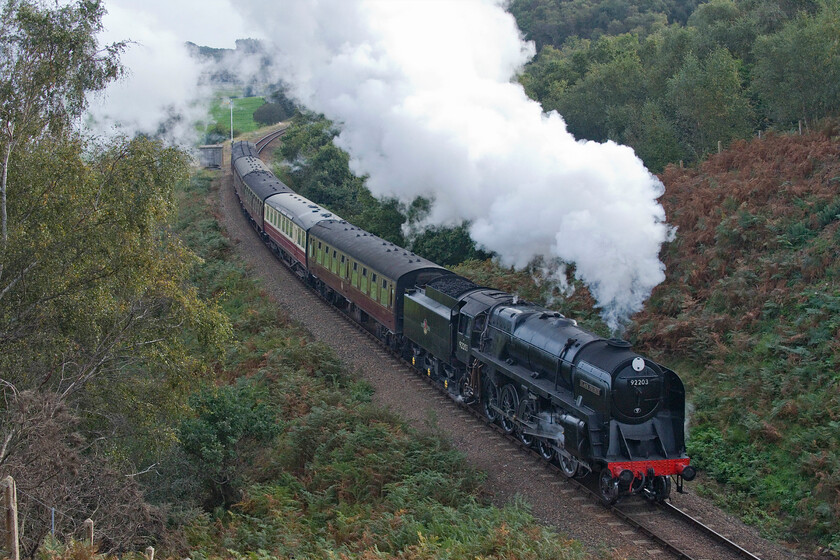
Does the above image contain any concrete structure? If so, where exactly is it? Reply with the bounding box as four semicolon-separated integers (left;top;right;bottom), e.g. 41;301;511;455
198;145;223;168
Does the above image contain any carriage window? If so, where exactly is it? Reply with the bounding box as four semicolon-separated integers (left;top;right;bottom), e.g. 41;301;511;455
371;273;377;283
362;268;367;276
333;250;337;258
353;263;358;271
382;279;387;288
341;255;345;263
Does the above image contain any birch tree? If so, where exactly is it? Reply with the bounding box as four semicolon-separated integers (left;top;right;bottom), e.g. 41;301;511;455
0;0;123;255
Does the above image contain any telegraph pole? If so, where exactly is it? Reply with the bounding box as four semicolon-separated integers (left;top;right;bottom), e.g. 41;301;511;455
230;97;236;143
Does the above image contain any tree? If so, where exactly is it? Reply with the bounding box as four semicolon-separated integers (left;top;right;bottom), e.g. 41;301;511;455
667;48;755;156
752;2;840;127
558;46;647;142
253;101;292;126
622;100;686;173
0;0;124;250
1;136;227;399
410;223;492;267
0;388;163;556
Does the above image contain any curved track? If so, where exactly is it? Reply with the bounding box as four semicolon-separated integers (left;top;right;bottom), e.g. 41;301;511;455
254;127;287;154
225;130;799;560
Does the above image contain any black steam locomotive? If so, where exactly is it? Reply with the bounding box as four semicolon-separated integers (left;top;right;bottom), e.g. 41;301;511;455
231;140;695;504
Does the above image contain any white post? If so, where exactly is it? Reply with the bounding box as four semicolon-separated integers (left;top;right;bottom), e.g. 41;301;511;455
2;476;19;560
83;518;94;547
230;98;234;143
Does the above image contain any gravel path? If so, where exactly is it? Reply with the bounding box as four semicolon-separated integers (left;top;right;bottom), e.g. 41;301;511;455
216;157;811;560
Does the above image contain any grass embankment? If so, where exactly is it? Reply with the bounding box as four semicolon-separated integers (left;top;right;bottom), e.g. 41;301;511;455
630;133;840;550
203;96;265;141
171;172;592;560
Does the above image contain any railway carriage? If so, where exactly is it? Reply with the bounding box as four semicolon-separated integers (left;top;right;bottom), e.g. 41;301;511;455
308;220;450;337
231;152;291;233
263;193;338;276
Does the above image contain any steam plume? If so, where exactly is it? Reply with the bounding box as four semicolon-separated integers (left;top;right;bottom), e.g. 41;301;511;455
86;3;215;144
238;0;673;329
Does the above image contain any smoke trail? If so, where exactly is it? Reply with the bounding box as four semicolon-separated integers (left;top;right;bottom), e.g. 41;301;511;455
86;3;218;144
243;0;675;330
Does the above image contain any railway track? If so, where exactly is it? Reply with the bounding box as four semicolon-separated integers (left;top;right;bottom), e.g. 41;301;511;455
241;130;769;560
254;127;288;154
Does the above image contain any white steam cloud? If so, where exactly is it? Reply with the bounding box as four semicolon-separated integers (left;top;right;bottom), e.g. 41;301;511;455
239;0;673;330
86;3;222;144
87;0;672;330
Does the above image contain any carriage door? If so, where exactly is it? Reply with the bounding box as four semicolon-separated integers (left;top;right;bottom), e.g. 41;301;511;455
456;313;472;363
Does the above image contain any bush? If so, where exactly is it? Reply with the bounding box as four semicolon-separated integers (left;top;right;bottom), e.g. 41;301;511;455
253;102;292;126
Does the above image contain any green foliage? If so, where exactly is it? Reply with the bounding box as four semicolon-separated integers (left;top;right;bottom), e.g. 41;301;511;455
179;379;280;508
186;398;588;560
752;2;840;127
514;0;840;170
509;0;687;49
0;135;229;438
666;48;755;155
409;224;492;267
252;102;290;126
555;38;648;142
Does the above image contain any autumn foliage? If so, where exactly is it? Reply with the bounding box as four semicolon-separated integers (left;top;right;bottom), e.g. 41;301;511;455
632;131;840;548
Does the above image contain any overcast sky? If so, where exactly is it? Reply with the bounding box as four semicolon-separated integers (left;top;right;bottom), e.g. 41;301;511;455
99;0;251;48
87;0;254;141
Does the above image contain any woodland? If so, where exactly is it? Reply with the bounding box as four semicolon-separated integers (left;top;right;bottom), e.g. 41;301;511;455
1;0;839;558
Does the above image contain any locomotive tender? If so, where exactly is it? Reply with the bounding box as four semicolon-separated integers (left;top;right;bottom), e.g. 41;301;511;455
231;140;695;504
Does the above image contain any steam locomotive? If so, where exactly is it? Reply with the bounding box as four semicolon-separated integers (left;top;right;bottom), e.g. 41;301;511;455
231;140;695;504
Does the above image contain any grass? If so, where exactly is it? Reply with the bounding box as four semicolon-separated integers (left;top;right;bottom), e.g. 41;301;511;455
206;96;266;138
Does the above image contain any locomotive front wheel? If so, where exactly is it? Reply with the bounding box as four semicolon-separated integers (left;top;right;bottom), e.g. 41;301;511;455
559;453;579;478
599;470;619;505
653;476;671;503
498;384;519;434
482;379;499;423
537;439;555;461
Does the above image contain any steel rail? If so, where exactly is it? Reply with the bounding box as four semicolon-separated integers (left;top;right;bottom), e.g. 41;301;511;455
254;127;288;154
659;502;764;560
